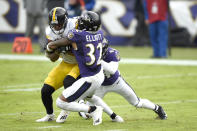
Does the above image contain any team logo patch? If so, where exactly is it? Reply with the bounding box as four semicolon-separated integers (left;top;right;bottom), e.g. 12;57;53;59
67;32;74;39
116;53;121;61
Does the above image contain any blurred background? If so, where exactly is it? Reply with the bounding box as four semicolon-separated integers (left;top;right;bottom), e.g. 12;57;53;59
0;0;197;52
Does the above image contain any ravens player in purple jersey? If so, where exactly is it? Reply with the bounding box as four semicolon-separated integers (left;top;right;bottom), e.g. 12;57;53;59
47;11;111;126
79;44;167;120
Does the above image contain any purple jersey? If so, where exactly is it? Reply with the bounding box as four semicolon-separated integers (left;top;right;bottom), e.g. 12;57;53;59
102;48;120;86
67;29;104;77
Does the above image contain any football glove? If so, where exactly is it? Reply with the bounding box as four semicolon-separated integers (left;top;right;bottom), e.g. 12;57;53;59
57;45;72;53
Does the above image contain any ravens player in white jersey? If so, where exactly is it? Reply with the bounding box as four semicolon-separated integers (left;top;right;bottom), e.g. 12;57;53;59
79;43;167;120
36;7;80;123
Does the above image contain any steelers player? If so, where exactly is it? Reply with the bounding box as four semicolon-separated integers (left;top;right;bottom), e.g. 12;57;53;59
36;7;80;123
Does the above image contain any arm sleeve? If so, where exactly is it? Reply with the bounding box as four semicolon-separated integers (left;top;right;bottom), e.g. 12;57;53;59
143;0;149;20
101;60;119;75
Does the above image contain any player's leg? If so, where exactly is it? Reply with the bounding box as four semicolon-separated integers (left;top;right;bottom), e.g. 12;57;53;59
87;95;124;122
36;84;55;122
114;76;167;119
56;70;105;125
56;77;103;125
36;61;75;122
56;65;80;123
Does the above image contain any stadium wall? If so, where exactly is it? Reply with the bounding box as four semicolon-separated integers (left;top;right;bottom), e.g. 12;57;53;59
0;0;197;46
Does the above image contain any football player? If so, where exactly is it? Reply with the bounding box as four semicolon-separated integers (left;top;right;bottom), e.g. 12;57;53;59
36;7;122;123
36;7;80;123
79;44;167;120
47;11;111;126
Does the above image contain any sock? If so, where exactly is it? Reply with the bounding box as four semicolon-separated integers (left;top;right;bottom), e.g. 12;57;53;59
88;106;96;113
110;112;117;119
41;84;55;114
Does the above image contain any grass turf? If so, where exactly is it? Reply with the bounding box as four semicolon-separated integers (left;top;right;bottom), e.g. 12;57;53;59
0;43;197;131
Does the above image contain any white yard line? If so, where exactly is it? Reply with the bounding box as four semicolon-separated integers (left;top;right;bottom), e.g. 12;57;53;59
121;58;197;66
0;54;48;61
135;73;197;79
105;129;128;131
0;83;41;88
1;54;197;66
3;88;41;92
37;126;62;129
0;99;196;116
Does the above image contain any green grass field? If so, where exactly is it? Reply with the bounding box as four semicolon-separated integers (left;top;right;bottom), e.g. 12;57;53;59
0;43;197;131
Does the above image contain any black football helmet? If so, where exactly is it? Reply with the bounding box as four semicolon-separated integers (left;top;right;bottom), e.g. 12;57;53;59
77;11;101;32
48;7;68;35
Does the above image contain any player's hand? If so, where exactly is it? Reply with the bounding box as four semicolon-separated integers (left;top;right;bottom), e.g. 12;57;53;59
47;42;58;52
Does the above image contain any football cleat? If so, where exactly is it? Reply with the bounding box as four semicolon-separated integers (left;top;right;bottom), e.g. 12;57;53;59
111;115;124;123
36;114;55;122
78;112;91;119
56;110;70;123
89;106;103;126
155;105;167;120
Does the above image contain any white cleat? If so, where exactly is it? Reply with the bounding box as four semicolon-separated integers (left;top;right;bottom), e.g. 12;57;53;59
78;111;91;119
56;110;70;123
89;106;103;126
36;114;55;122
111;115;124;123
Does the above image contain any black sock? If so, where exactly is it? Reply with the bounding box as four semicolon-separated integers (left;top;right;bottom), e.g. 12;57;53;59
41;84;55;114
110;112;117;119
88;106;96;113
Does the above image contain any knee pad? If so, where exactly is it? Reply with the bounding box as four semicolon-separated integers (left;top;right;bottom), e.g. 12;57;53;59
41;84;55;97
63;75;77;89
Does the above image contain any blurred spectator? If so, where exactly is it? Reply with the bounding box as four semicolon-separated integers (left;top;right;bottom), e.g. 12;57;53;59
143;0;168;58
132;0;150;46
65;0;95;18
23;0;47;52
47;0;65;12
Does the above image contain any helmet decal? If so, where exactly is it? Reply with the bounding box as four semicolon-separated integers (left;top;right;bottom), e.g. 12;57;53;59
52;7;58;24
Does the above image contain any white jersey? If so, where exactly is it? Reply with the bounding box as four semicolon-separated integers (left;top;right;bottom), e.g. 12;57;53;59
45;18;78;64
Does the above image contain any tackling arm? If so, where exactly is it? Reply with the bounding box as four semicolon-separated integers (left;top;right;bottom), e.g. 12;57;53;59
45;39;60;62
47;38;72;50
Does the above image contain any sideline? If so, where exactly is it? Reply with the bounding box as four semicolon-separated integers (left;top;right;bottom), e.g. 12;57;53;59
1;54;197;66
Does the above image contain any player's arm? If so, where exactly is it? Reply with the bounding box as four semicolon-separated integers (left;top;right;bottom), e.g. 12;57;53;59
47;38;72;50
45;40;60;62
101;60;119;75
101;47;120;74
